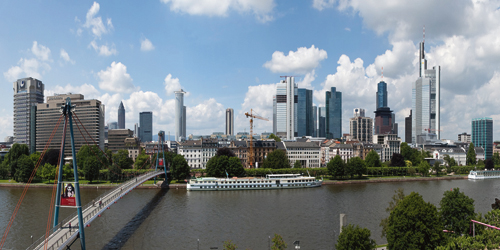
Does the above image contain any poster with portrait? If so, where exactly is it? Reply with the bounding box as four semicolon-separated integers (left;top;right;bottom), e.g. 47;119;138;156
159;159;164;166
61;182;76;206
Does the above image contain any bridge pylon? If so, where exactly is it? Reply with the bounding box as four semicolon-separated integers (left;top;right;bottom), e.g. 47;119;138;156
154;131;168;185
53;98;86;250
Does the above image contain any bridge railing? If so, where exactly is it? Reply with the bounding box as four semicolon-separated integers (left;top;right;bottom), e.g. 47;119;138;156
26;170;164;250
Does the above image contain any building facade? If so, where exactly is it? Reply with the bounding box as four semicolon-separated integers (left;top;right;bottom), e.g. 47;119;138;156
472;118;493;160
318;107;326;138
458;132;471;143
283;141;320;168
376;80;387;109
297;88;313;137
118;101;125;129
405;110;412;143
108;129;134;153
374;107;394;135
36;94;104;156
13;77;44;152
373;134;401;162
226;108;234;136
326;87;342;139
350;109;373;143
313;106;318;137
139;111;153;142
273;77;297;140
175;89;186;141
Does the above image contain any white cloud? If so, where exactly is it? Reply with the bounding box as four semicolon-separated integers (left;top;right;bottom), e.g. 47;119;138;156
263;45;328;74
312;0;335;11
160;0;275;22
187;98;226;134
163;74;182;96
3;58;51;82
140;38;155;51
31;41;51;61
97;62;136;93
45;83;100;101
90;40;117;56
0;111;13;140
297;70;316;89
238;83;276;133
83;1;113;38
60;49;75;64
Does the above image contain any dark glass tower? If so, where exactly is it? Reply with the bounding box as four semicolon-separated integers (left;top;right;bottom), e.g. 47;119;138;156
325;87;342;139
376;81;387;109
118;101;125;129
297;88;313;137
472;118;493;160
139;111;153;142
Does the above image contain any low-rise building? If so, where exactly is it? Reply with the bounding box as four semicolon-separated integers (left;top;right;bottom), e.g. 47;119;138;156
177;140;203;169
283;141;321;168
373;134;401;162
108;129;134;153
229;140;277;168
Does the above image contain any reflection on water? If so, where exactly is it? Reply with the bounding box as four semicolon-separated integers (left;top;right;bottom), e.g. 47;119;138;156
1;179;499;249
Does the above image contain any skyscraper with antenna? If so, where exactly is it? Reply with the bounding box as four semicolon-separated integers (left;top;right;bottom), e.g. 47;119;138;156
412;26;441;144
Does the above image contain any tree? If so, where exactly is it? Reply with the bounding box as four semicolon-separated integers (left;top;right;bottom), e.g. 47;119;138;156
433;161;442;176
348;157;366;178
108;163;122;182
40;149;60;166
439;188;475;236
6;143;30;177
293;160;302;168
271;234;287;250
112;149;133;169
443;154;456;167
223;240;237;250
262;150;289;169
216;147;235;157
493;152;500;166
466;143;476;166
30;151;41;166
83;157;101;183
365;150;381;168
269;133;281;142
485;159;494;170
390;153;405;167
14;154;35;182
400;142;413;162
0;161;8;179
206;155;245;178
38;163;56;181
227;157;245;177
171;154;191;180
134;148;150;169
327;155;345;179
418;160;431;177
335;224;376;250
387;192;444;250
380;188;405;238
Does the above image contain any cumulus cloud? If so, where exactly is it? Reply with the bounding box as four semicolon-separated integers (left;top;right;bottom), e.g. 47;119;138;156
83;1;113;38
45;83;100;101
237;83;276;133
31;41;51;61
187;98;226;134
140;38;155;51
312;0;335;11
90;41;117;56
97;62;136;93
263;45;327;74
160;0;275;22
163;74;182;96
60;49;75;64
3;58;51;82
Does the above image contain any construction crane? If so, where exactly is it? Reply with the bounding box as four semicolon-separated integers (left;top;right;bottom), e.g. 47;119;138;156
244;109;269;168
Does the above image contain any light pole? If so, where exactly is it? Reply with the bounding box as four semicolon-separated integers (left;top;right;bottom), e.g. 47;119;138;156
293;240;300;249
31;235;33;245
197;239;199;250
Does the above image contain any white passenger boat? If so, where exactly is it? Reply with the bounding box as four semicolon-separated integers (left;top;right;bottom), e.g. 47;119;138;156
187;174;322;191
468;170;500;179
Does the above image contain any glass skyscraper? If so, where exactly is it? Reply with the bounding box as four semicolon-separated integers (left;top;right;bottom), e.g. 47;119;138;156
297;88;313;137
376;81;387;109
472;118;493;160
273;77;297;140
118;101;125;129
319;107;326;138
139;111;153;142
325;87;342;139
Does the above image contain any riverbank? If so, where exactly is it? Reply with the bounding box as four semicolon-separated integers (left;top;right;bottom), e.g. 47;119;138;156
0;175;468;189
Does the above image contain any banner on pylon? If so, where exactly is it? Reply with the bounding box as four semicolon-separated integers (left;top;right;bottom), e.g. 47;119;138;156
61;182;76;207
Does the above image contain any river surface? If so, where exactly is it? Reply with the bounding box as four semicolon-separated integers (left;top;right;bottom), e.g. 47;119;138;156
1;179;499;250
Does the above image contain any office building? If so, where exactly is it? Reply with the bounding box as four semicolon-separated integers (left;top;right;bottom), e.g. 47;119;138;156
134;123;139;138
373;134;401;162
318;107;326;138
374;107;394;135
472;118;493;160
326;87;342;139
36;94;105;156
108;122;118;130
458;132;471;143
273;77;297;140
350;108;372;143
140;111;153;142
226;108;234;136
313;106;317;137
405;110;412;143
412;37;441;144
175;89;186;141
297;88;313;137
13;77;44;152
108;129;133;153
118;101;125;129
376;80;388;109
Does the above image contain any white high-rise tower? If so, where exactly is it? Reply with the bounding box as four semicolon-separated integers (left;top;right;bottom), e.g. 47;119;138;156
175;89;186;141
273;77;297;140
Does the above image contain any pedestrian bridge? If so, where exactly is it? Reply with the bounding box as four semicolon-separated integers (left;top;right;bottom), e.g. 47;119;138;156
27;170;167;250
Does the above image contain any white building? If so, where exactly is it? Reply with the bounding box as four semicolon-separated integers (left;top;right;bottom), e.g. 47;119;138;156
274;77;297;140
282;141;320;168
349;108;373;143
374;134;401;162
177;140;202;169
432;146;485;166
330;144;354;162
175;89;186;141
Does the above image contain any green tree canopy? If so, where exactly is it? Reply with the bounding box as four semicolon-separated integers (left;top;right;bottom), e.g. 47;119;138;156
7;143;30;177
485;159;494;170
493;152;500;166
112;149;133;169
348;157;366;178
38;163;56;181
327;155;345;179
268;133;281;142
335;224;376;250
439;188;475;236
134;148;151;169
387;192;444;250
418;160;431;177
30;151;41;166
293;160;302;168
262;150;289;169
223;240;237;250
206;155;245;178
271;234;287;250
380;188;405;238
365;150;381;168
83;157;101;183
14;154;35;182
108;162;122;182
433;161;443;176
400;142;413;162
77;145;109;170
40;149;60;166
390;153;405;167
171;154;191;180
467;143;476;166
443;154;457;167
0;161;9;179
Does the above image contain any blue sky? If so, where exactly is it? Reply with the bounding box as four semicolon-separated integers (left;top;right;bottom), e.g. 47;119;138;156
2;0;500;141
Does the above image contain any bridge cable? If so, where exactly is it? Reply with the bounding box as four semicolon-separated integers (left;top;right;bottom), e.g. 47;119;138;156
0;114;64;250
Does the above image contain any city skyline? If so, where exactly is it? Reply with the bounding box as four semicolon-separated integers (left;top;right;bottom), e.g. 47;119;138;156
1;1;500;142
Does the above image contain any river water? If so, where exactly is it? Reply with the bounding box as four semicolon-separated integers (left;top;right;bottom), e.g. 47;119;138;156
1;178;499;250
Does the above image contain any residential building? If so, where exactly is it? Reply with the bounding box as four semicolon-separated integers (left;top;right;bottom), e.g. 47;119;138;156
350;108;373;143
108;129;133;153
201;139;218;169
273;77;297;140
329;144;354;163
472;118;493;160
458;132;471;143
374;107;394;134
405;110;412;143
376;80;388;109
373;134;401;162
139;111;153;142
226;108;234;136
229;140;277;168
175;89;186;141
36;93;105;156
13;77;44;152
412;38;441;143
361;143;383;160
177;140;202;168
118;101;125;129
297;88;313;137
282;141;320;168
124;137;140;162
326;87;342;139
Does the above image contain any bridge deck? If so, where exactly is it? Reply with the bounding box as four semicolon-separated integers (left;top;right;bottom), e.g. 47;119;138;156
27;170;166;250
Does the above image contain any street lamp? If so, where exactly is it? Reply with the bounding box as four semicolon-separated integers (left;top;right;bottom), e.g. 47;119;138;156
293;240;300;249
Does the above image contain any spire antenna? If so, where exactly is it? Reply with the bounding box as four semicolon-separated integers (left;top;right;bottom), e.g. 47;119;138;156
381;67;384;79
